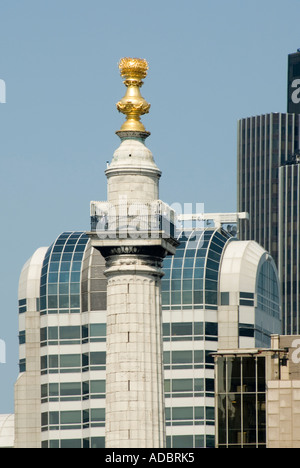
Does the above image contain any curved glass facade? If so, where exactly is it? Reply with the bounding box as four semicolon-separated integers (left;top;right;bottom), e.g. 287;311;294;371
162;228;232;309
162;228;233;449
257;260;281;321
254;259;281;346
39;232;106;449
40;232;89;315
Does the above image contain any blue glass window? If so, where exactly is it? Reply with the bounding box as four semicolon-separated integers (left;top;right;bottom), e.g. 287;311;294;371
195;258;205;268
163;258;172;268
77;236;88;243
196;249;207;258
73;253;84;261
51;254;62;262
62;253;73;261
172;269;182;280
210;242;223;254
206;269;218;281
61;262;71;272
56;239;67;245
171;280;181;290
53;245;64;253
184;258;195;268
70;296;80;308
75;244;86;252
207;250;221;262
59;284;69;294
194;278;203;289
66;239;77;245
70;284;80;294
49;263;59;273
64;245;76;253
194;291;203;304
205;280;218;291
206;259;219;271
59;272;70;283
40;297;47;310
205;322;218;336
71;272;81;283
182;291;192;304
162;292;170;305
185;249;196;258
205;291;217;304
194;269;204;279
171;292;181;305
182;279;192;290
48;297;58;308
163;269;171;279
175;249;184;257
59;296;69;308
173;259;183;268
48;273;58;283
183;269;193;279
48;284;58;295
72;262;82;272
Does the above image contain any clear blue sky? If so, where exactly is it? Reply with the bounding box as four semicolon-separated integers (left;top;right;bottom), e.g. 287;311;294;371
0;0;299;413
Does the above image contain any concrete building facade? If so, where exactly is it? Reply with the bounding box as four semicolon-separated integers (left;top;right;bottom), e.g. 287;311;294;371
0;415;14;448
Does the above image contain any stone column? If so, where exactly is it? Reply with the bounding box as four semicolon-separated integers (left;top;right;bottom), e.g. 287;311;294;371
104;252;165;448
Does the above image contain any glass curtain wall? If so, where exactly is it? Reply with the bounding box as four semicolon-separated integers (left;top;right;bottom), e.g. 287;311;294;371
216;355;267;448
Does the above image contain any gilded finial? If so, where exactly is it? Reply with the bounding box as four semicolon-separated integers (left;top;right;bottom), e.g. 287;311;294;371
116;57;151;135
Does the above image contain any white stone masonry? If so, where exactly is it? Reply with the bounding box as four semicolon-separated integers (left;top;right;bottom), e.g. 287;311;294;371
104;255;165;448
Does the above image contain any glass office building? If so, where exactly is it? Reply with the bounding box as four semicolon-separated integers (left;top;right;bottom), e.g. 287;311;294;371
238;53;300;335
238;112;300;335
15;225;281;448
279;161;300;334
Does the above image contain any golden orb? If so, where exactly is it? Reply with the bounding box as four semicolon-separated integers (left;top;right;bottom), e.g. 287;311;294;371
116;57;151;134
118;58;149;81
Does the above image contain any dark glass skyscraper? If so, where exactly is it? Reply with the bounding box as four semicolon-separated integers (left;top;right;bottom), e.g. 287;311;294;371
288;51;300;114
238;52;300;335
